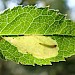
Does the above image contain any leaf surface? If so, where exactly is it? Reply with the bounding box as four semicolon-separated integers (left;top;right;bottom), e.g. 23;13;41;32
0;6;75;65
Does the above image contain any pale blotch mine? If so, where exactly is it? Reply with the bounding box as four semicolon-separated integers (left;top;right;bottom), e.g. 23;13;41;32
3;36;59;59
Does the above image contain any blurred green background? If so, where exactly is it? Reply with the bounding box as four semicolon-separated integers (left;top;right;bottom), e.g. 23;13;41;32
0;0;75;75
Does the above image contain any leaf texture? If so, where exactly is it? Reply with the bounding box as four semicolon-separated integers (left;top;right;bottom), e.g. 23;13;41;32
0;6;75;65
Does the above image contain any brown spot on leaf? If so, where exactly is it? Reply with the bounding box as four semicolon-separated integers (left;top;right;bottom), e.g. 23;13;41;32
39;43;57;48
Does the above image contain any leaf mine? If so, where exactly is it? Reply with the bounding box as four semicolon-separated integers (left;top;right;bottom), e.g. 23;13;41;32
3;35;59;59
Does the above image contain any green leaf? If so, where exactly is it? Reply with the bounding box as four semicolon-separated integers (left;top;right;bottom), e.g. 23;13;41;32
0;6;75;65
0;6;75;35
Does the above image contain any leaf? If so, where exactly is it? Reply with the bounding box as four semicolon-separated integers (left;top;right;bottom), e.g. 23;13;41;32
0;6;75;35
0;6;75;65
